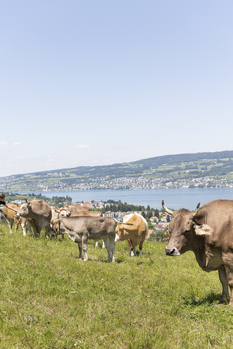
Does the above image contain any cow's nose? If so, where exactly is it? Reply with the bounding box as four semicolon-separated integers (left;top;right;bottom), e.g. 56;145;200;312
165;247;176;255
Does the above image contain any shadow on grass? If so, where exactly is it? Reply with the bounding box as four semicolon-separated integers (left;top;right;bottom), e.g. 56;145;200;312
183;292;226;306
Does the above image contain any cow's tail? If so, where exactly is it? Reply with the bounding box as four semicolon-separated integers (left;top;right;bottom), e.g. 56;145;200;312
140;214;149;239
145;219;149;239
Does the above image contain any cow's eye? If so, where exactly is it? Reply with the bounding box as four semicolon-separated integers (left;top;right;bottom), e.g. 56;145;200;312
183;230;190;236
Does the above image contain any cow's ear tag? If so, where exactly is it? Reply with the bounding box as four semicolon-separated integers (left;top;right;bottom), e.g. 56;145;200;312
195;224;213;236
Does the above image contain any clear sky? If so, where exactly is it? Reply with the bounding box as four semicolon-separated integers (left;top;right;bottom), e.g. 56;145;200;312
1;1;233;177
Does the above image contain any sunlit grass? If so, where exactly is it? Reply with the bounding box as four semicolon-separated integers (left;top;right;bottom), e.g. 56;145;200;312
0;222;233;348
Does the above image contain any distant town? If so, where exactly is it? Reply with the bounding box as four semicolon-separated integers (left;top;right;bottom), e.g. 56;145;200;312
1;174;233;192
1;150;233;192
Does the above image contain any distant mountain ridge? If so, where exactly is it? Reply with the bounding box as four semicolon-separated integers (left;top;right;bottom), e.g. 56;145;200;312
1;150;233;191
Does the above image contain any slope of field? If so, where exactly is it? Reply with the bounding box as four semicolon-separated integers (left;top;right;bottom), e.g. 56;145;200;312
0;223;233;348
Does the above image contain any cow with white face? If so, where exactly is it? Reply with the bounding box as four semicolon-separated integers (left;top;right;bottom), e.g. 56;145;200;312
17;200;52;237
115;213;148;256
163;199;233;306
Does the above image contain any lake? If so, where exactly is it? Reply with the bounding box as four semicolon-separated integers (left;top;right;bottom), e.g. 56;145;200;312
18;187;233;210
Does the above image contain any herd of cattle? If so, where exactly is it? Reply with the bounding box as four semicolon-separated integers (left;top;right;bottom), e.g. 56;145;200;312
3;197;233;306
1;200;148;262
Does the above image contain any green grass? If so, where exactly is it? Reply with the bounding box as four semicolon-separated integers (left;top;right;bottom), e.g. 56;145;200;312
1;223;233;348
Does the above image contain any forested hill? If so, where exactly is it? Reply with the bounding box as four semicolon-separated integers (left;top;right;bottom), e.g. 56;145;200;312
1;150;233;191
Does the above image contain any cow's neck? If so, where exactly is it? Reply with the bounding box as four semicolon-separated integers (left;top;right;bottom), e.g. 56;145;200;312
190;235;207;270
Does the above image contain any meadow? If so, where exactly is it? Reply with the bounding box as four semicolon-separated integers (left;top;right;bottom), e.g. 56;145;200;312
1;223;233;349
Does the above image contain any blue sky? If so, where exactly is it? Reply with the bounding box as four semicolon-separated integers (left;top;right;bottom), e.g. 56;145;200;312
1;1;233;177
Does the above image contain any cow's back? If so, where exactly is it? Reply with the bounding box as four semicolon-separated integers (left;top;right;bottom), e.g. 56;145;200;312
197;199;233;249
30;200;52;220
3;204;19;220
61;216;116;238
124;213;148;235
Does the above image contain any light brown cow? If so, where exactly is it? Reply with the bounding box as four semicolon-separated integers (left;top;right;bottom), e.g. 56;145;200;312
2;204;20;234
2;203;35;236
115;213;148;256
163;199;233;306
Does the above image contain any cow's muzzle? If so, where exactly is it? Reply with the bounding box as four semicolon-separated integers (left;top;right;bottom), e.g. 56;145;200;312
115;234;120;242
165;247;180;256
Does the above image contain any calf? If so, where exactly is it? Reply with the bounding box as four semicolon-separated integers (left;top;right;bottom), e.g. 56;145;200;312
51;216;117;262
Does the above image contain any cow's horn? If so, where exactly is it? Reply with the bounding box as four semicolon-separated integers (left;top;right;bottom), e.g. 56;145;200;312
113;218;123;223
193;203;201;217
162;200;174;216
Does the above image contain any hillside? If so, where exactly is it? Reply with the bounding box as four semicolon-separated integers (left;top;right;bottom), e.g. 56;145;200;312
1;150;233;191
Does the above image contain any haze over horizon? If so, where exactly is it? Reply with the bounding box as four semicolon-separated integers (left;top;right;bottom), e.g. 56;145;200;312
1;1;233;177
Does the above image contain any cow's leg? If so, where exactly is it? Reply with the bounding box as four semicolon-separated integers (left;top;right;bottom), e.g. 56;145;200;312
221;255;233;305
82;236;88;261
44;223;51;238
133;244;136;255
14;217;20;233
127;239;135;256
95;241;98;248
104;237;113;262
224;268;233;305
30;221;40;237
102;240;105;249
110;238;115;263
5;218;13;234
20;220;27;236
78;242;83;259
139;238;145;256
26;221;33;236
218;266;229;303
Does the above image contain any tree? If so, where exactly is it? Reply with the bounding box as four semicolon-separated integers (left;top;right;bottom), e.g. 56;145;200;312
146;217;154;230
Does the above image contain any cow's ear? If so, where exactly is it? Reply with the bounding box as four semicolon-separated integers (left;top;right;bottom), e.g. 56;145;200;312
194;224;213;236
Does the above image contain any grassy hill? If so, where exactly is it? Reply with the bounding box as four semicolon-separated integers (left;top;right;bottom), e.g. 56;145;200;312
1;150;233;191
0;223;233;348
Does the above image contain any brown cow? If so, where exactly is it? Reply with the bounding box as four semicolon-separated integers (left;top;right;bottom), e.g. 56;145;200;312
51;216;116;262
115;213;148;256
64;204;102;217
163;199;233;305
17;200;52;237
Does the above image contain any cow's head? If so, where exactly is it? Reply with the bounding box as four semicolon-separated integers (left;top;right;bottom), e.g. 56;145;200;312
54;207;71;217
16;200;31;218
162;200;213;256
50;219;60;236
115;222;133;242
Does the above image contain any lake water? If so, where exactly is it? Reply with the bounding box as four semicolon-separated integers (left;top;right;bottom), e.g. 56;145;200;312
18;188;233;210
